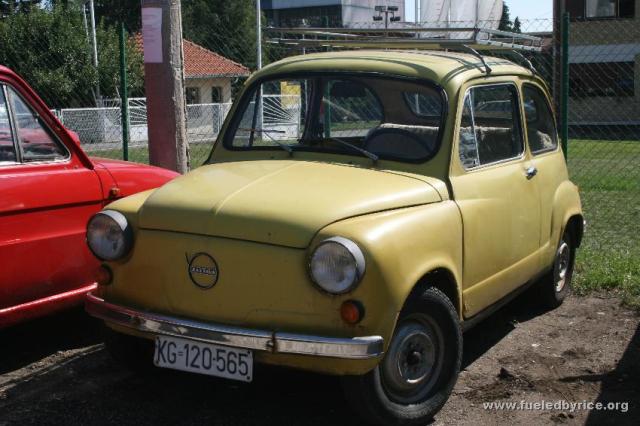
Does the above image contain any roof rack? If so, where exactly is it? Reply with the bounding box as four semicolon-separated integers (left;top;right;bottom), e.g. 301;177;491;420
265;27;543;53
265;27;543;76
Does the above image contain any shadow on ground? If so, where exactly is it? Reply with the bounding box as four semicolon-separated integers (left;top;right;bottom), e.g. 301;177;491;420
0;308;102;375
0;293;636;425
585;323;640;425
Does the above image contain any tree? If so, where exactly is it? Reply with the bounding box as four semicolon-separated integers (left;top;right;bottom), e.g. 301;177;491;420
498;2;513;31
181;0;260;69
512;16;522;33
91;0;260;69
93;0;142;33
0;0;42;17
0;4;143;107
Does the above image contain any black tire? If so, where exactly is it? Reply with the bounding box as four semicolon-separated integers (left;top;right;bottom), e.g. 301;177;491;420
341;287;462;426
102;325;156;373
539;230;576;309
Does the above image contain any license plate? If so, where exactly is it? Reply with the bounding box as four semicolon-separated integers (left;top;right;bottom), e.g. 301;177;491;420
153;336;253;382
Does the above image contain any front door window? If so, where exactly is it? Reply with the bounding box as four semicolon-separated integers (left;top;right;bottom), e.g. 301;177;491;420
0;87;17;163
458;84;524;169
6;86;67;162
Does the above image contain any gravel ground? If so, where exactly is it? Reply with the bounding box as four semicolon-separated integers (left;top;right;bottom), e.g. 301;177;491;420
0;294;638;426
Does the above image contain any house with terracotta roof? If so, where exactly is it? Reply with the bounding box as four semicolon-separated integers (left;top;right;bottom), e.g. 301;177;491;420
134;35;250;104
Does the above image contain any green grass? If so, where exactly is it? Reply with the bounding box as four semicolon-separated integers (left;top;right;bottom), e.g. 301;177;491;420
568;139;640;309
89;138;640;308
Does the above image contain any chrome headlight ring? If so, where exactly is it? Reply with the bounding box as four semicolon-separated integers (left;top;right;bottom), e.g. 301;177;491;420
86;210;133;261
308;236;366;295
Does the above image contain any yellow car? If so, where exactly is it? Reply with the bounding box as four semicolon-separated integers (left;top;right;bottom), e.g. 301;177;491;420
85;50;583;425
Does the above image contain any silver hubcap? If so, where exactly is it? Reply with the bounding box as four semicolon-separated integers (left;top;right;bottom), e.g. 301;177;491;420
381;316;443;404
554;241;571;293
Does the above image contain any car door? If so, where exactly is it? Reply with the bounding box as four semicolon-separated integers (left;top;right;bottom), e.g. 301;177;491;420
450;81;541;318
0;82;103;309
522;82;566;262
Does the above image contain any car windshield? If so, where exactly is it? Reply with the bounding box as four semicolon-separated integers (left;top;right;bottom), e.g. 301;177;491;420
224;75;445;163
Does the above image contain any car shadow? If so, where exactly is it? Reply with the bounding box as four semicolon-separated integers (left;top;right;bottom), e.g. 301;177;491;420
583;322;639;425
0;307;102;375
462;287;554;369
0;291;557;426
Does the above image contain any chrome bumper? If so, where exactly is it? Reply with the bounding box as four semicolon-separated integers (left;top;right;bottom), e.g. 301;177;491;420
86;293;384;360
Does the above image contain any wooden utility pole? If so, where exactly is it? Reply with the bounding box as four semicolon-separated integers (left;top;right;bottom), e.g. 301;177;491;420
141;0;189;173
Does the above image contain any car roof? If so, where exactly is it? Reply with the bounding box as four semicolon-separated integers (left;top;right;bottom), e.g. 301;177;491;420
253;50;533;90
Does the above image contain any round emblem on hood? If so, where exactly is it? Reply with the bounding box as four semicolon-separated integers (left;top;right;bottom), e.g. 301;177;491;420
187;253;219;289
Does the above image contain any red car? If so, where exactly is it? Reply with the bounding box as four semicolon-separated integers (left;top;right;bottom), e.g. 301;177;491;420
0;66;178;328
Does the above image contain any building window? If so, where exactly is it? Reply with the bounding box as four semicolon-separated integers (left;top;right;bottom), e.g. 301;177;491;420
211;86;223;103
186;87;200;104
566;0;635;20
587;0;616;18
569;62;635;97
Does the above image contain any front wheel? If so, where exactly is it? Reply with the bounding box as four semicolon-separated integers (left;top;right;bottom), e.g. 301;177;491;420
341;287;462;425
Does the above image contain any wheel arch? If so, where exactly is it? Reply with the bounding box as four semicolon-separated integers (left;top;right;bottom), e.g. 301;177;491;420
564;214;584;248
406;268;462;320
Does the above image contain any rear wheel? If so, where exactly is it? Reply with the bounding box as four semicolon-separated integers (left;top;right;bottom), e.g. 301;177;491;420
540;230;576;308
341;287;462;425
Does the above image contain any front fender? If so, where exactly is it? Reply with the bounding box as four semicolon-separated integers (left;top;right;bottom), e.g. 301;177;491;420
312;201;463;348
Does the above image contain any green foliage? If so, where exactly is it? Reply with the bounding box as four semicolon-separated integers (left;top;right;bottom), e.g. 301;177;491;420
91;0;260;70
93;0;142;33
0;3;143;107
0;5;95;107
498;3;512;31
512;17;521;33
0;0;42;16
182;0;259;69
96;21;145;98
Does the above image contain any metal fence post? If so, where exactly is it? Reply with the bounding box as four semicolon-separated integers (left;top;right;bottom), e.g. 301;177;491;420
119;22;130;161
561;12;569;159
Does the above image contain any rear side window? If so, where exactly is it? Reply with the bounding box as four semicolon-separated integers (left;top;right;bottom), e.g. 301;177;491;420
523;85;558;154
458;84;524;169
0;87;17;163
6;87;67;162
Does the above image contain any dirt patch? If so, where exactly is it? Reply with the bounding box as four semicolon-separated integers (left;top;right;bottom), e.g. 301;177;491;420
0;294;638;426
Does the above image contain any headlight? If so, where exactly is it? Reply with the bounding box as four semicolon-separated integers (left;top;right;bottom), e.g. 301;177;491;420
86;210;132;261
309;237;365;294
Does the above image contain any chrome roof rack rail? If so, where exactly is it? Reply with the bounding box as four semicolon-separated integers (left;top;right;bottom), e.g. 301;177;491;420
460;44;492;74
264;26;544;53
504;49;538;74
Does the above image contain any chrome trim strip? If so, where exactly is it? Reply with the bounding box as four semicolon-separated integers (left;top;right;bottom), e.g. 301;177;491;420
86;293;384;360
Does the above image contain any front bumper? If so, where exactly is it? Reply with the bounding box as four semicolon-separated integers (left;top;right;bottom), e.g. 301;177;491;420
86;293;384;360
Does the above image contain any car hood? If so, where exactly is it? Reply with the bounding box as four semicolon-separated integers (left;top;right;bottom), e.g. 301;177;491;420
138;160;443;248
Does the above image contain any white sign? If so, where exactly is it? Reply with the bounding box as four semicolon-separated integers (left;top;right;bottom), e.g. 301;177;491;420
142;8;163;63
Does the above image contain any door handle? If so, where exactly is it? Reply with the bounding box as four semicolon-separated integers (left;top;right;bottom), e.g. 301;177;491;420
525;166;538;180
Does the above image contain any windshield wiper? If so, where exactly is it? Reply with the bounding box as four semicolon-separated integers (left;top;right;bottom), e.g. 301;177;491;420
237;128;294;156
325;136;379;163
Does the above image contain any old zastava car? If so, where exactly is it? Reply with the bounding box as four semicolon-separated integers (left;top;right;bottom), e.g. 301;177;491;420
85;50;583;425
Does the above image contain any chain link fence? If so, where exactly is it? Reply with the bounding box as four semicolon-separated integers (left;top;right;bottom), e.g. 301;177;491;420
561;17;640;300
0;6;637;304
